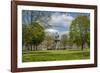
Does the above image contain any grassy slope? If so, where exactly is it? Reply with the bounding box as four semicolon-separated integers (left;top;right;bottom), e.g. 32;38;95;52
22;49;90;62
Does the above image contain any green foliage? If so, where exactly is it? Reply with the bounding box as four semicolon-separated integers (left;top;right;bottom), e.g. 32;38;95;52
30;22;45;46
69;16;90;50
22;24;32;46
22;22;45;50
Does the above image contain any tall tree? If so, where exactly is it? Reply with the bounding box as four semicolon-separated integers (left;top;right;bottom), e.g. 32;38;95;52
22;24;33;50
69;16;90;50
22;22;45;51
30;22;45;50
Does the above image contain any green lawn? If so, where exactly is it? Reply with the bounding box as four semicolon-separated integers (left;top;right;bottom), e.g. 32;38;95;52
22;49;90;62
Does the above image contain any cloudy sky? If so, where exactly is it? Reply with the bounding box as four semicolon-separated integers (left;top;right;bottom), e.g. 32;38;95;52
45;12;89;36
22;10;90;35
49;13;74;33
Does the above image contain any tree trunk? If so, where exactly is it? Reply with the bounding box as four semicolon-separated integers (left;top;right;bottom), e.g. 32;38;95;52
36;45;38;50
30;44;32;51
81;42;84;50
33;45;35;51
81;38;84;51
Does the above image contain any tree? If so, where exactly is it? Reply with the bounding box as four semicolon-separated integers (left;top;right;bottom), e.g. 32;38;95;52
30;22;45;50
69;16;90;50
22;22;45;51
22;24;33;50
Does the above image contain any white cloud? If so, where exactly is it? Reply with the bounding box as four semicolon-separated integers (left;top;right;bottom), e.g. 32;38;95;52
45;29;59;33
45;28;60;38
44;13;74;38
49;13;74;29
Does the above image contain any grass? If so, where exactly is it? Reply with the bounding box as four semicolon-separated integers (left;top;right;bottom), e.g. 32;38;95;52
22;49;90;62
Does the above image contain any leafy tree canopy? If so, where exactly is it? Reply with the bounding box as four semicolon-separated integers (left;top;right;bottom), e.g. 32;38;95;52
69;16;90;50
